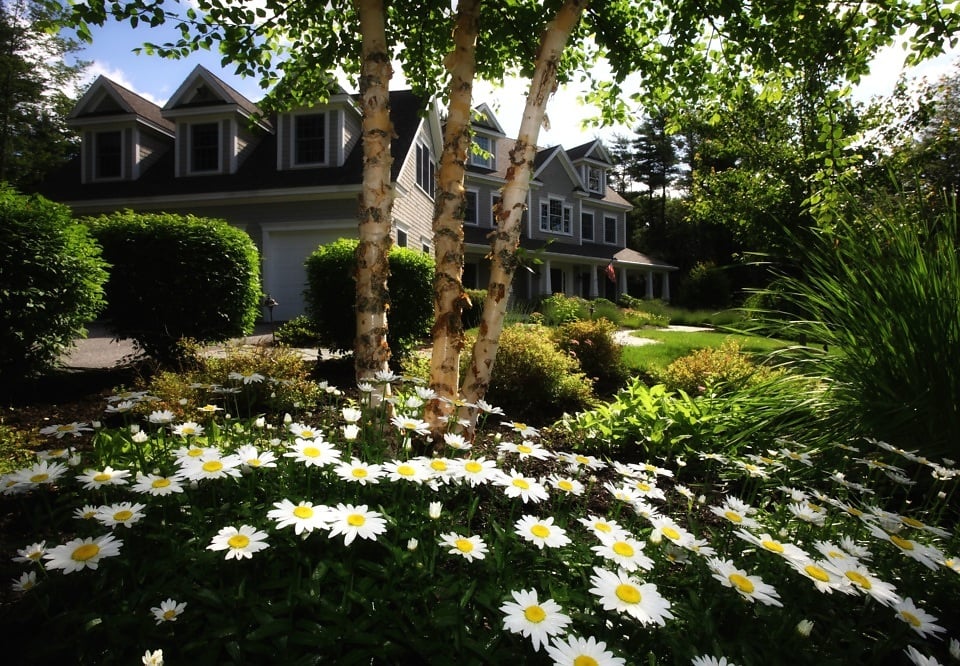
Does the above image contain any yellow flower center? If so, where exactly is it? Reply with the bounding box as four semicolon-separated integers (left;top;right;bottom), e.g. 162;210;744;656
352;467;368;478
71;543;100;561
30;474;49;483
761;540;785;553
162;609;177;621
113;510;134;522
900;610;922;628
512;478;530;490
301;431;316;439
662;526;681;541
464;461;482;473
530;525;551;539
430;460;448;472
575;455;590;465
228;535;250;549
513;422;527;430
845;571;872;589
202;461;223;473
729;573;754;594
573;658;599;666
293;506;314;519
28;552;42;561
302;446;320;457
187;448;203;457
455;538;474;553
615;583;641;604
828;550;844;559
901;517;925;529
558;480;574;491
397;465;416;477
612;541;635;557
890;534;914;551
804;565;830;582
595;522;612;533
523;605;546;623
845;506;863;516
347;514;366;527
50;449;66;456
152;478;171;488
57;425;74;432
517;444;533;454
723;510;743;523
247;459;261;467
636;482;651;492
93;473;111;482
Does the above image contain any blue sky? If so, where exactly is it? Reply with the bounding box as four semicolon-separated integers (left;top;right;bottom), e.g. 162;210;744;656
69;19;960;150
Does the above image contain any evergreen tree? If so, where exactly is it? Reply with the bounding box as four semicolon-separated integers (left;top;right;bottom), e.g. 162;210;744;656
0;0;86;188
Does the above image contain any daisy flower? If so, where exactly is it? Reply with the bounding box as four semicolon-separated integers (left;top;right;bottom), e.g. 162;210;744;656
826;558;901;606
443;433;471;451
391;414;431;436
197;404;223;415
504;421;539;438
691;657;738;666
234;445;278;469
228;370;265;384
173;444;218;463
74;504;99;520
603;482;645;505
707;558;782;606
497;440;552;461
142;649;163;666
734;529;809;565
415;386;438;401
453;458;501;486
500;589;572;652
904;646;944;666
548;474;585;496
341;407;362;423
11;571;37;593
284;438;342;468
788;501;827;526
438;532;488;562
867;524;942;570
35;447;72;460
12;541;46;564
132;473;185;496
323;504;387;546
546;635;625;666
207;525;270;560
710;498;761;529
514;515;571;549
105;400;136;413
422;456;457;484
647;516;694;548
588;566;674;625
39;422;92;438
579;515;629;541
267;499;330;535
179;453;243;482
150;598;187;624
894;597;947;639
334;457;384;485
342;424;361;441
44;534;123;573
497;469;549;504
383;459;430;484
95;501;147;529
592;534;655;572
76;466;131;490
564;452;605;471
14;460;69;486
171;421;204;438
148;410;175;424
788;559;847;594
898;514;951;538
288;422;324;440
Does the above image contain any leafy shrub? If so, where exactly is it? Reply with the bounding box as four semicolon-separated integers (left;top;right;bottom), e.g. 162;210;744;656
553;318;629;396
582;298;623;325
305;238;434;358
539;293;582;325
462;288;486;329
677;261;733;309
87;211;260;365
620;308;670;328
274;315;322;348
472;324;595;423
0;187;108;381
654;339;781;395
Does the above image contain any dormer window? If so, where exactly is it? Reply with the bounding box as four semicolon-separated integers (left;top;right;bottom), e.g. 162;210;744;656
470;135;495;169
587;166;605;194
94;131;123;180
293;112;326;165
189;122;221;173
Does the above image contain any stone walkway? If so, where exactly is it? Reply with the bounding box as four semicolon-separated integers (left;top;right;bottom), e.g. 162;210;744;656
612;325;713;347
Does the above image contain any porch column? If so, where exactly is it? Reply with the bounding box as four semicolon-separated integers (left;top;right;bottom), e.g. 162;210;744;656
646;269;655;299
589;264;599;299
661;270;670;301
618;265;628;297
542;259;552;295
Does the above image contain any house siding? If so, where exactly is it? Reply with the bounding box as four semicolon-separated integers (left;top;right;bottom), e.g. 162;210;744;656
392;121;436;251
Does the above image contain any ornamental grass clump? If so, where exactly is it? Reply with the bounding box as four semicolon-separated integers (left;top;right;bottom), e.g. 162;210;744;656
1;373;958;664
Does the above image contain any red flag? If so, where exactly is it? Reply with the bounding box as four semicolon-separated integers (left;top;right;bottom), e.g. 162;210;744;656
605;263;616;283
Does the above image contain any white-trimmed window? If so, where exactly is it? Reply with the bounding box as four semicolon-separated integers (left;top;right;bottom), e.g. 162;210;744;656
415;143;435;198
93;130;123;180
540;197;572;234
292;112;326;165
586;166;605;194
470;135;495;169
189;122;220;173
463;190;478;225
604;215;617;244
397;227;408;248
581;211;595;241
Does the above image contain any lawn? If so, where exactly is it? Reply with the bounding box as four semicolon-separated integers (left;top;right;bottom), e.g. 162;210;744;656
621;328;794;374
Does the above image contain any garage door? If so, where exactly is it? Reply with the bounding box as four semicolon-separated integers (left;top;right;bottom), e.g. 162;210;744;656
262;228;344;321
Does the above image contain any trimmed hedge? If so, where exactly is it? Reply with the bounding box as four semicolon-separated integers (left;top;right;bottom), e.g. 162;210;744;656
553;318;629;396
0;187;108;380
87;211;261;363
305;238;434;358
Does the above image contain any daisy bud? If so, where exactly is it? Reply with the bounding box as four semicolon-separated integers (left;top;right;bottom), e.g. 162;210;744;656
342;424;360;441
283;413;293;424
649;531;662;545
939;491;948;500
407;538;418;551
697;495;707;504
254;417;265;428
91;421;102;429
178;398;187;406
142;649;164;666
130;425;140;434
428;502;442;519
132;431;148;443
796;619;815;637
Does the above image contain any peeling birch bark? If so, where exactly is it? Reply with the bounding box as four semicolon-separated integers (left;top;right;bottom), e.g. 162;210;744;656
424;0;482;436
355;0;395;387
460;0;588;423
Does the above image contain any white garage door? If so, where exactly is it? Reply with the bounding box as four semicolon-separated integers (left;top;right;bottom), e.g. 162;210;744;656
262;228;345;321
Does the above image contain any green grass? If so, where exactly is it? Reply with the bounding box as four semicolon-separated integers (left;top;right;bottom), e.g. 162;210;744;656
620;329;792;374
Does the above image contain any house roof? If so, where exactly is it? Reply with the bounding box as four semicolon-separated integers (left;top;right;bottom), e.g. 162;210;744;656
68;76;174;134
164;65;264;120
39;89;427;203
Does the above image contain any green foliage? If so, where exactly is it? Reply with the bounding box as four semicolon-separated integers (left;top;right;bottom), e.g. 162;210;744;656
620;308;670;329
621;330;792;378
539;293;582;326
88;211;261;365
553;318;628;396
274;315;322;348
0;187;107;381
581;297;623;326
677;261;733;309
754;187;960;459
653;339;782;396
304;238;434;359
476;324;595;423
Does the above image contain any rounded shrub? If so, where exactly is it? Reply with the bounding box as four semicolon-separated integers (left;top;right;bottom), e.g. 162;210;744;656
87;211;261;364
305;238;434;359
539;293;582;326
0;187;108;381
554;318;629;396
653;339;781;395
